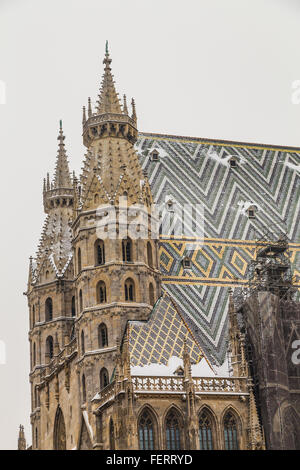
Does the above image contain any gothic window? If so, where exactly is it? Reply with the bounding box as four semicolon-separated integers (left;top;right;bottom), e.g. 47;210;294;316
45;297;53;322
165;409;181;450
82;374;86;402
109;419;115;450
149;283;155;306
98;323;108;348
32;305;35;326
125;278;135;301
138;409;156;450
54;406;66;450
95;239;105;266
34;385;39;408
81;330;85;355
100;367;109;389
122;237;132;262
79;289;83;312
77;247;82;273
71;296;76;317
33;342;36;367
199;410;214;450
147;242;153;268
46;336;54;360
97;281;107;304
224;412;239;450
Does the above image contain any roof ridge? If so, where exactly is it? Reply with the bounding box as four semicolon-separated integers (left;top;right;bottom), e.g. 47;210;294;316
138;131;300;152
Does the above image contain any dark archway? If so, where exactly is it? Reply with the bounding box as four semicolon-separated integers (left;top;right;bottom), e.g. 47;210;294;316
53;406;66;450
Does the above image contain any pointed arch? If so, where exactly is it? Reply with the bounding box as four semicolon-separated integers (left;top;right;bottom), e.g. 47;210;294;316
124;277;135;301
77;247;82;273
33;342;36;367
147;241;153;268
45;297;53;322
109;419;115;450
223;408;240;450
96;280;107;304
98;323;108;348
122;237;132;262
138;405;158;450
46;335;54;360
164;406;183;450
79;289;83;312
198;406;216;450
94;239;105;266
149;282;155;306
82;373;86;403
53;406;66;450
81;330;85;355
71;295;76;316
100;367;109;389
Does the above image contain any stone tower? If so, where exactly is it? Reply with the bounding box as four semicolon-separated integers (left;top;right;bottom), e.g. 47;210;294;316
26;121;75;448
73;42;161;413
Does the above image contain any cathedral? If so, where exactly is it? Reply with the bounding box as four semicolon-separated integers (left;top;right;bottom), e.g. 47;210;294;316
21;44;300;450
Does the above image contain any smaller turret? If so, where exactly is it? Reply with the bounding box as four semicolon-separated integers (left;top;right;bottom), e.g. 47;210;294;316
17;425;26;450
43;121;74;213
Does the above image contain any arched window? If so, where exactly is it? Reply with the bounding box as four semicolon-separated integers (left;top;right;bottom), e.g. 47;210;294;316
109;419;115;450
95;239;105;266
82;374;86;402
77;248;82;273
46;336;54;360
97;281;107;304
34;385;39;408
45;297;53;322
100;367;109;389
32;305;35;326
165;409;181;450
98;323;108;348
33;342;36;367
224;411;239;450
149;283;155;306
79;289;83;312
147;242;153;268
71;296;76;317
138;408;156;450
125;278;135;301
199;410;214;450
122;238;132;262
81;330;85;355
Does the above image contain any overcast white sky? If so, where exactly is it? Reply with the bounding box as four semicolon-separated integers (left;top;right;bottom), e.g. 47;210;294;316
0;0;300;449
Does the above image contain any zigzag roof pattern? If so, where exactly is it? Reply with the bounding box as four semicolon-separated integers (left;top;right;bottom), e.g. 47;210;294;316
135;132;300;363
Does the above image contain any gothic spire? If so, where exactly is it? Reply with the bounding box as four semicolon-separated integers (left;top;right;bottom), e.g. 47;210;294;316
53;120;72;189
96;43;122;115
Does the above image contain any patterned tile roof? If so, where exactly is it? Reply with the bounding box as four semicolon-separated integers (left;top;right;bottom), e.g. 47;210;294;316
128;291;204;367
135;133;300;363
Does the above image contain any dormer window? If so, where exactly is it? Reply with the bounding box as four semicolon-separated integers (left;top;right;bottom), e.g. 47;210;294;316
183;256;192;269
247;205;257;219
174;366;184;376
248;208;255;219
166;200;174;211
229;157;237;168
150;149;160;162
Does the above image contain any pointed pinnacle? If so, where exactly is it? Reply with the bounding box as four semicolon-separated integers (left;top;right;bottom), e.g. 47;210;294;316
123;94;128;115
